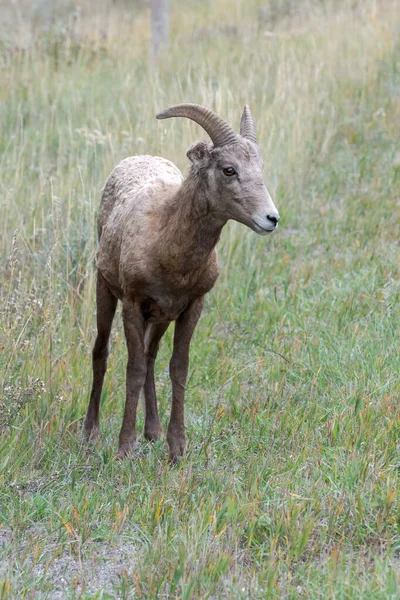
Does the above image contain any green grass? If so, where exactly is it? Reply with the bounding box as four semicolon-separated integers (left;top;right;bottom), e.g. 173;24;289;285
0;0;399;597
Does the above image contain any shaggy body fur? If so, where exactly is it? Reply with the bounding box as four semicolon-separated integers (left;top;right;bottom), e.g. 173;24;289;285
97;156;219;321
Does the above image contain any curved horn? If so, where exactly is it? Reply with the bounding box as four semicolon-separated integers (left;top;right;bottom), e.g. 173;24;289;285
156;103;238;147
240;104;257;143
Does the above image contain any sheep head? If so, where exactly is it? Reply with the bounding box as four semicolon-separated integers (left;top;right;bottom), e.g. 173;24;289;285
157;103;280;234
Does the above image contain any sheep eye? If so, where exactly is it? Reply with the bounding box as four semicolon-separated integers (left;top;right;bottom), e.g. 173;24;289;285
223;167;236;177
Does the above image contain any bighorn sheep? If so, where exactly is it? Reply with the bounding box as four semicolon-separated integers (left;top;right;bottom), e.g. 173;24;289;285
84;103;280;462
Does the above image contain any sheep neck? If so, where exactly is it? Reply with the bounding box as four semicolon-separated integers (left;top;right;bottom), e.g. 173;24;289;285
159;174;224;276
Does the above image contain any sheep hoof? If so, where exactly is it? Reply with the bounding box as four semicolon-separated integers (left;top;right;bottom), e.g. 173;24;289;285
83;421;100;442
144;424;163;442
167;435;186;464
117;441;136;459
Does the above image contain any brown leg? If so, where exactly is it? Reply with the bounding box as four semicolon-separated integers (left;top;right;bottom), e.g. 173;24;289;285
143;322;170;441
168;297;204;462
118;299;146;457
84;272;118;439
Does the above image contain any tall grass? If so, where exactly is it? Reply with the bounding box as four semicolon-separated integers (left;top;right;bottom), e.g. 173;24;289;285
0;0;399;597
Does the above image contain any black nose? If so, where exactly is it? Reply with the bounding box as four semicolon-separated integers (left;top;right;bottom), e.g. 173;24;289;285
267;214;280;225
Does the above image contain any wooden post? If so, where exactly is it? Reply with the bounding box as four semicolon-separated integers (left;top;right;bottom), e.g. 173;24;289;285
151;0;170;56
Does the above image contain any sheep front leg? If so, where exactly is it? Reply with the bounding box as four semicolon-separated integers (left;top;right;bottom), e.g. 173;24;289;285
168;297;204;463
118;299;146;458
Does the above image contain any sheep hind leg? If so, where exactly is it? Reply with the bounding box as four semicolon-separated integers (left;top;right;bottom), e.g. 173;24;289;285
84;272;118;440
143;322;170;442
118;299;146;458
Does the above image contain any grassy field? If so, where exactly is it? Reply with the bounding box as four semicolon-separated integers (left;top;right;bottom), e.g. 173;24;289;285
1;0;400;597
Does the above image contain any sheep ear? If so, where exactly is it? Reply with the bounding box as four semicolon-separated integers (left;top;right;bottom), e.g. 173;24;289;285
186;141;211;166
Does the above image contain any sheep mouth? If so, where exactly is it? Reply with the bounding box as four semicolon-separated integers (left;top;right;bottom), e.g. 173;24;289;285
251;219;276;235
